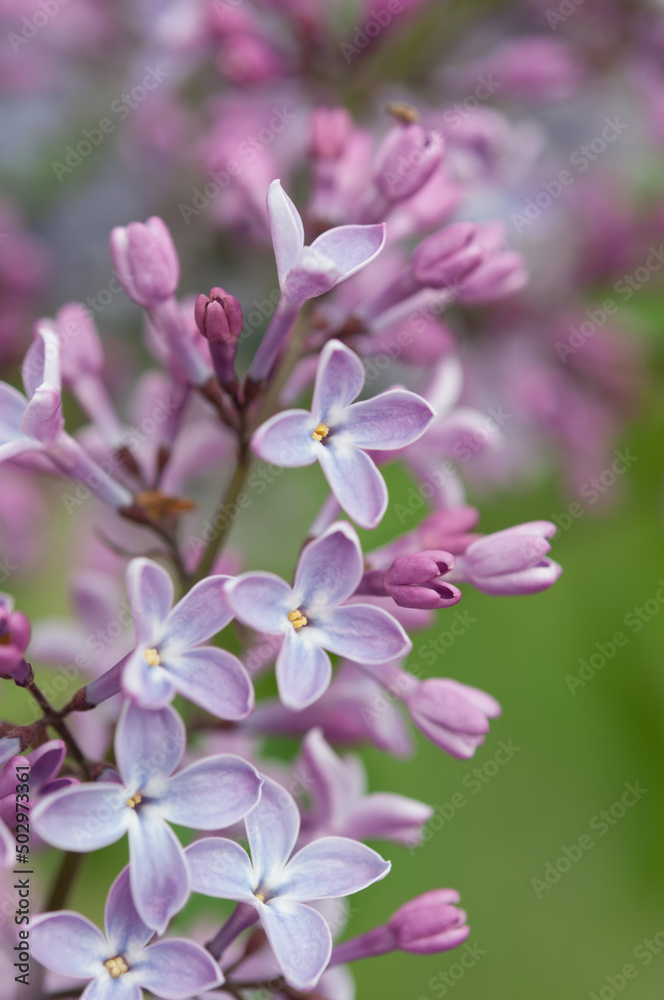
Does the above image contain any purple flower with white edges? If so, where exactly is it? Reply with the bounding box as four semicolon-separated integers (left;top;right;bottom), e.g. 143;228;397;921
252;340;435;528
31;865;223;1000
226;521;411;709
186;777;390;993
122;557;254;720
33;702;263;932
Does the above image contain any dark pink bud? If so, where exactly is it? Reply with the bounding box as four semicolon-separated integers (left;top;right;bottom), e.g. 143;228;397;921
411;222;483;289
384;551;461;610
388;889;470;955
194;288;243;389
0;601;31;683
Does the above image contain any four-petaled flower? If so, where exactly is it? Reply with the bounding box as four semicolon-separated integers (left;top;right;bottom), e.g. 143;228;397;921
252;339;435;528
186;777;390;992
226;522;411;709
31;865;223;999
122;557;254;719
33;701;263;932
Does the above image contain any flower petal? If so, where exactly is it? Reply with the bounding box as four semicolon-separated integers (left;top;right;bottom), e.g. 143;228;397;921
185;837;255;900
136;939;223;998
161;753;262;829
0;382;28;443
311;340;365;422
319;604;411;663
276;630;332;710
226;572;293;635
310;224;386;284
279;836;391;900
160;575;233;654
342;389;435;450
293;521;363;610
251;409;319;467
82;978;141;1000
260;898;331;992
123;648;176;710
128;810;190;933
31;911;107;978
318;443;388;529
246;777;300;883
26;739;66;794
32;783;130;852
126;558;174;646
165;647;254;720
103;865;153;956
268;180;305;287
116;701;186;790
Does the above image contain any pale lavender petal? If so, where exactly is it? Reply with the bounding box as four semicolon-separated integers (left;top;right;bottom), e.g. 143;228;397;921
268;180;305;287
122;648;176;710
226;572;293;634
161;754;262;829
279;837;390;900
310;224;386;283
0;382;28;442
260;899;331;992
345;793;433;845
319;604;411;663
293;522;363;610
165;647;254;720
82;978;141;1000
20;385;63;443
318;443;387;529
246;777;300;882
185;837;255;900
311;340;365;421
160;575;233;654
26;739;66;794
342;390;435;450
0;819;13;867
439;679;502;718
474;558;563;595
251;410;319;467
31;911;107;978
128;810;190;933
276;630;332;710
32;783;129;852
126;558;174;646
22;326;61;397
115;702;185;789
136;939;223;998
105;866;153;955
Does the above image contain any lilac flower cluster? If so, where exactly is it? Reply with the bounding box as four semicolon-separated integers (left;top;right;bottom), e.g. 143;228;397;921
5;0;659;996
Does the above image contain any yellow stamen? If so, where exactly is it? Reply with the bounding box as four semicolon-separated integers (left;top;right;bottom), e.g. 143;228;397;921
312;423;329;442
104;956;129;978
288;609;308;629
144;647;161;667
254;890;266;903
126;793;142;809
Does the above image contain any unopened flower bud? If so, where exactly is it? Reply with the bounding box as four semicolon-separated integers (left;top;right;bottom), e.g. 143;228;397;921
0;597;30;683
110;217;180;309
194;287;243;389
411;222;483;289
311;107;352;159
405;678;501;758
384;551;462;610
388;889;470;954
374;124;444;203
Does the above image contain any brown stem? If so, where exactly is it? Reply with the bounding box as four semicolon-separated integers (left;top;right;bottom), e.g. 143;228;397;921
44;851;84;912
21;670;93;780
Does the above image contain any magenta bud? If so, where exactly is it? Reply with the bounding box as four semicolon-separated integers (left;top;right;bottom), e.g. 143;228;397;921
311;107;352;159
52;303;104;385
374;124;444;203
384;551;462;610
458;251;528;304
110;217;180;309
405;678;501;758
194;287;243;388
0;600;31;683
411;222;483;289
388;889;470;955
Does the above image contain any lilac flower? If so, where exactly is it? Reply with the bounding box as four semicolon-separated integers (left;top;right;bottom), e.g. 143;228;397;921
186;777;390;992
31;865;223;999
0;594;30;683
33;702;262;932
0;327;132;510
122;558;254;720
247;181;386;381
404;678;501;758
252;340;435;528
356;551;462;611
109;217;180;310
330;889;469;965
298;728;432;846
447;521;562;595
24;739;78;798
226;522;411;709
373;123;444;205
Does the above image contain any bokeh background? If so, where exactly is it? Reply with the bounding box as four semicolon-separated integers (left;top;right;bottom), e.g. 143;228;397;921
2;1;664;998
